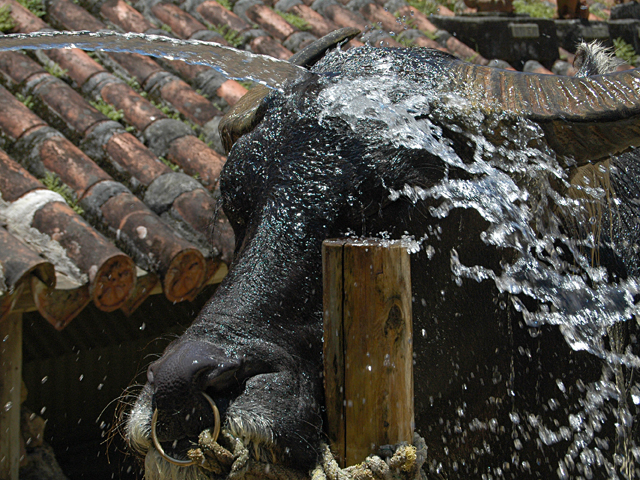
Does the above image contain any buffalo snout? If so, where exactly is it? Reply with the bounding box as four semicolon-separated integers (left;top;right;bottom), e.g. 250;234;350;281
146;340;249;461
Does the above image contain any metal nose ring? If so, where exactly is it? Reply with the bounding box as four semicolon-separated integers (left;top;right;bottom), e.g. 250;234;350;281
150;392;221;467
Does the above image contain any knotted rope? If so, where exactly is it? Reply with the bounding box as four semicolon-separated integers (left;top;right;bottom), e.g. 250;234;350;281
187;431;427;480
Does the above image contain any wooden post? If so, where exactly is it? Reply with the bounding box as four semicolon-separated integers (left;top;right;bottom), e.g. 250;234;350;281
323;239;414;467
0;312;22;480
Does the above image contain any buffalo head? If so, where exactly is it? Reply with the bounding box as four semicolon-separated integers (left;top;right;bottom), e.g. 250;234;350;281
125;35;640;479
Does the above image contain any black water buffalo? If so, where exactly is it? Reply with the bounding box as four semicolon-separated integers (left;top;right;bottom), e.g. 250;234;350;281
125;36;640;479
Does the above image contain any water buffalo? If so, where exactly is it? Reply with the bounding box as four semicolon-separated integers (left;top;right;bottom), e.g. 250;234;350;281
125;36;640;479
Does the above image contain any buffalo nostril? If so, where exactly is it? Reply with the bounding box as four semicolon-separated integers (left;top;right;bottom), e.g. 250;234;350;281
148;341;235;400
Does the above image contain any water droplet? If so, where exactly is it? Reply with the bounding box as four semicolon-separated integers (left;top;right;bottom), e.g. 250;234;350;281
3;401;12;412
41;376;48;384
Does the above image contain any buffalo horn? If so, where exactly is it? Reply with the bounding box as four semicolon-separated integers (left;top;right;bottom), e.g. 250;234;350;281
446;61;640;163
219;28;361;153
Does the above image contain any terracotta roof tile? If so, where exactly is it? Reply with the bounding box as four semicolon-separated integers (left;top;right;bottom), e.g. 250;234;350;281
103;130;171;186
288;4;337;37
48;0;105;31
0;224;55;291
151;3;208;38
246;4;297;41
250;35;293;59
359;3;402;33
159;77;221;125
196;0;251;32
0;84;47;141
395;5;438;33
100;0;154;32
323;4;369;31
0;0;561;328
36;78;107;137
0;149;137;323
0;0;46;31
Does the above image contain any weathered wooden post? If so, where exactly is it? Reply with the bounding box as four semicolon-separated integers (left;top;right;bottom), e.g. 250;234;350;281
0;312;22;480
323;239;414;467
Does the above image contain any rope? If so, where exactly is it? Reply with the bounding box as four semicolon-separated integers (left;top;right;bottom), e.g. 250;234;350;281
187;432;427;480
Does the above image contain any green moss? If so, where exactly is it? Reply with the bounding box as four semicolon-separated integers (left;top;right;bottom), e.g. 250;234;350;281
397;36;416;48
160;23;172;33
42;172;84;215
589;7;608;20
15;92;34;109
197;132;213;148
207;24;244;48
90;99;125;122
403;0;438;16
149;98;181;121
614;37;638;66
159;156;180;172
43;62;68;78
275;10;311;31
401;0;459;16
512;0;555;18
238;80;256;90
216;0;233;10
0;5;15;32
17;0;45;17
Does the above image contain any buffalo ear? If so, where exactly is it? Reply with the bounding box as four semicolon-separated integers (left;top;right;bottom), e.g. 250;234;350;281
219;27;361;153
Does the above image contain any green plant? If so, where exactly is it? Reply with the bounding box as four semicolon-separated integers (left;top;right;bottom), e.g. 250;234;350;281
159;156;180;172
512;0;555;18
42;172;84;215
275;10;311;31
15;92;34;109
589;7;607;20
149;98;181;121
614;37;638;66
197;132;213;148
90;99;125;122
44;62;68;78
404;0;438;16
216;0;233;9
207;24;244;48
17;0;45;17
160;23;172;33
238;80;256;90
0;5;15;32
397;36;415;48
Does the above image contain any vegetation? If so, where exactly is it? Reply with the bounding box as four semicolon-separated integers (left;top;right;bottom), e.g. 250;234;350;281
275;10;311;31
43;62;68;78
15;92;34;109
216;0;233;10
207;23;244;48
613;37;639;66
589;6;608;19
125;77;148;98
512;0;555;18
238;80;257;90
0;5;15;32
42;172;84;215
403;0;441;16
159;156;180;172
397;36;416;48
17;0;45;17
90;99;125;122
160;23;172;33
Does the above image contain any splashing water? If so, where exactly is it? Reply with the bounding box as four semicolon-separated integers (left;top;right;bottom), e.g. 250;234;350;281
0;31;311;90
313;47;640;478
